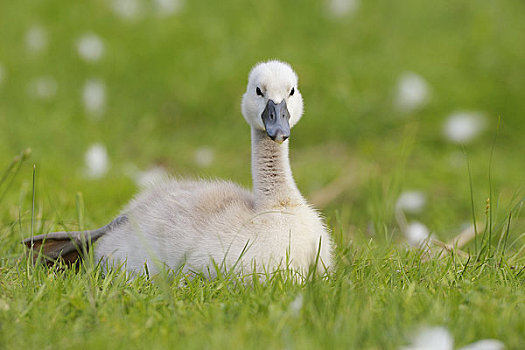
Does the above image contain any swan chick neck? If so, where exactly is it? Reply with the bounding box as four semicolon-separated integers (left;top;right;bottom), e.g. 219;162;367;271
251;128;305;209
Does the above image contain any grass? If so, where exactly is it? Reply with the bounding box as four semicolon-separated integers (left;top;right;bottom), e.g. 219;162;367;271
1;234;524;349
1;0;525;348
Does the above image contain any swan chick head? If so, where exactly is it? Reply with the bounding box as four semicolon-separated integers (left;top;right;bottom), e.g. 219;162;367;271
241;60;304;143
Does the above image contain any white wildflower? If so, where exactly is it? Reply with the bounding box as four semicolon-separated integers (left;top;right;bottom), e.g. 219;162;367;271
401;326;453;350
326;0;359;17
111;0;143;20
288;294;303;317
154;0;183;16
396;191;426;214
402;326;504;350
395;72;430;112
25;25;48;53
405;221;430;247
76;33;105;63
443;111;487;144
84;143;109;179
82;79;106;118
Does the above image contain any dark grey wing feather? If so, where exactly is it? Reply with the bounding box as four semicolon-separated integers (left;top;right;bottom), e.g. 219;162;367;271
22;215;128;266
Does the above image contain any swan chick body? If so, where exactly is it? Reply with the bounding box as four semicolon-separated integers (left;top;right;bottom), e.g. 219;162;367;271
96;176;332;277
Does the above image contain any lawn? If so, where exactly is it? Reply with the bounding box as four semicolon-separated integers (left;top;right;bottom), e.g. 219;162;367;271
1;0;525;348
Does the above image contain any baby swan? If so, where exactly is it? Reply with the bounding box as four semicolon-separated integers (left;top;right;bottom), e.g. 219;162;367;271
24;60;333;278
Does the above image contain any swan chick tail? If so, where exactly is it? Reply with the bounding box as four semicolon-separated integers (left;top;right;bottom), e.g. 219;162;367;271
21;215;128;266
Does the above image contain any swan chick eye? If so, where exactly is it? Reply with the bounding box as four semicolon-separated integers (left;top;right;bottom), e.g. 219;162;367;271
256;87;264;97
289;87;295;96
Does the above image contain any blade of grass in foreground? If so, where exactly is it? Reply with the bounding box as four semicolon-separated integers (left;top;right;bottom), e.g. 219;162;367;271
0;148;31;204
464;148;479;255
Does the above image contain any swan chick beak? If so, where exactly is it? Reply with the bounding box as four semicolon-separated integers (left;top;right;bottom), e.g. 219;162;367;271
261;99;291;143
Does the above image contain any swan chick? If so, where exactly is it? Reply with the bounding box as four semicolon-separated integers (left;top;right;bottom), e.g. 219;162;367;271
24;60;334;279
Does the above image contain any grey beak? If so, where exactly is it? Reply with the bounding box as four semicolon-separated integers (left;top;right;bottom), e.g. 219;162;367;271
261;100;291;143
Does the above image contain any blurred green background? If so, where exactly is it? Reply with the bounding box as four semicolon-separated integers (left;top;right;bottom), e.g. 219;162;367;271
1;0;525;247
